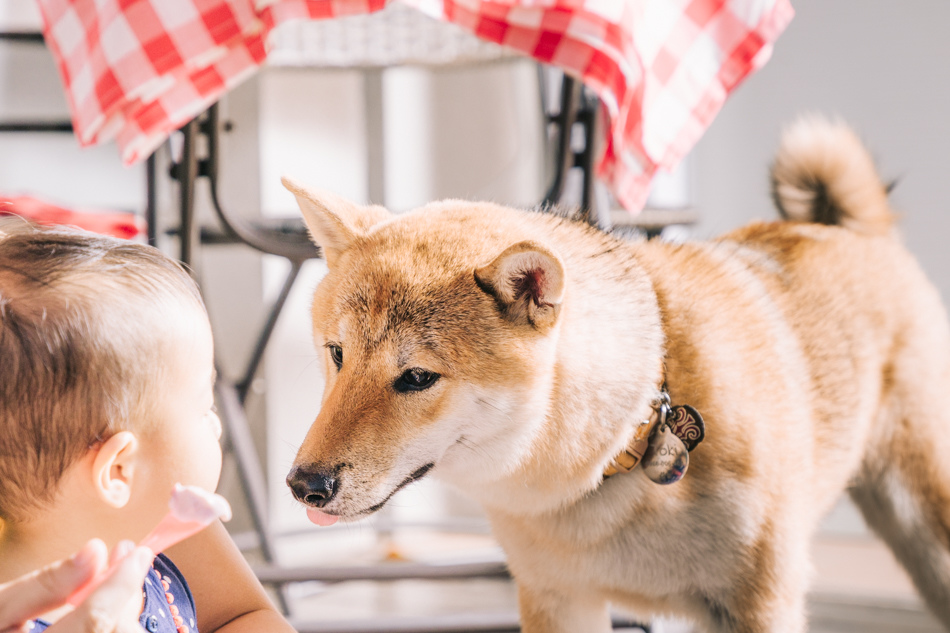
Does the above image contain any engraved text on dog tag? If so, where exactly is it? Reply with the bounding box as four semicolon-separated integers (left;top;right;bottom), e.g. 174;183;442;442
642;424;689;485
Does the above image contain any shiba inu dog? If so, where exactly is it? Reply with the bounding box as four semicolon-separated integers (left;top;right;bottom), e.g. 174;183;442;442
283;118;950;633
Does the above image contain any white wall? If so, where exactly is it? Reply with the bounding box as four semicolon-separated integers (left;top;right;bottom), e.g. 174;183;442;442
257;59;544;217
691;0;950;303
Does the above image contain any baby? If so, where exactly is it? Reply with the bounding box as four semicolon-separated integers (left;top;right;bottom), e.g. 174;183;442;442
0;221;286;632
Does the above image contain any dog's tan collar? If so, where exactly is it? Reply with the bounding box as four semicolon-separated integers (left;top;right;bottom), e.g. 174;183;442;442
603;387;705;483
603;390;669;478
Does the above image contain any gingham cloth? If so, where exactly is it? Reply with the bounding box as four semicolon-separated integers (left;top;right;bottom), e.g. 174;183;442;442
37;0;793;212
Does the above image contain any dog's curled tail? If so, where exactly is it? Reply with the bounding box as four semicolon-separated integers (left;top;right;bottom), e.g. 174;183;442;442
771;116;893;236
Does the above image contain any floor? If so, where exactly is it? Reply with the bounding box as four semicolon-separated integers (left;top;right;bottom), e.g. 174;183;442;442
231;515;944;633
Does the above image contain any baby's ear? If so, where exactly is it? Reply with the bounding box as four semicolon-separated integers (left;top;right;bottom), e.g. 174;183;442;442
91;431;139;508
281;176;391;267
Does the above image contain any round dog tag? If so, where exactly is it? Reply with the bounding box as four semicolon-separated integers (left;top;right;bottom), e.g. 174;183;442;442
667;405;705;452
642;424;689;485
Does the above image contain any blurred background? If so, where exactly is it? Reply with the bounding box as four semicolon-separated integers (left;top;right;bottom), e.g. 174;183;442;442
1;0;948;631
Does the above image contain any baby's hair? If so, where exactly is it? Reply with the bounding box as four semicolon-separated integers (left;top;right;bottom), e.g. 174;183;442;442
0;219;206;522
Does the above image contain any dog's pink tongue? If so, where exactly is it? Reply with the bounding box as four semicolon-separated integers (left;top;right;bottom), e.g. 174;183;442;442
307;508;339;526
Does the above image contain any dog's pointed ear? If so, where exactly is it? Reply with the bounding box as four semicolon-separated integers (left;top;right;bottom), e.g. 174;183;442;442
282;176;391;266
475;241;565;330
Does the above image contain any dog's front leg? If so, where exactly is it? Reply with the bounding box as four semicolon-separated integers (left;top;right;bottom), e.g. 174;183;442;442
517;584;613;633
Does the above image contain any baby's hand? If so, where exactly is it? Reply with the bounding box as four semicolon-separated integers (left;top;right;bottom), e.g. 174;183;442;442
0;539;153;633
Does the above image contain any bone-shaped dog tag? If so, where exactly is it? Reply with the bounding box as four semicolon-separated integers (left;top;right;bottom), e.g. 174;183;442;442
642;423;689;485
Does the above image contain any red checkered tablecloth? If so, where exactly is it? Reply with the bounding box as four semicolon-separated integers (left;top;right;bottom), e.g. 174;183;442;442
37;0;792;212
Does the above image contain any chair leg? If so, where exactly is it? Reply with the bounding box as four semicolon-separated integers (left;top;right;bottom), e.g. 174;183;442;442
146;152;158;247
576;88;611;230
216;374;293;615
236;259;304;404
542;72;581;207
540;70;608;229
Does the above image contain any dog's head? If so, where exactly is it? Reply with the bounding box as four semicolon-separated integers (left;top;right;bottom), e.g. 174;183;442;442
282;178;566;524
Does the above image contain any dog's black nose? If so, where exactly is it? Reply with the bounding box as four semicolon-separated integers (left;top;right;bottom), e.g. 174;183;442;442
286;464;338;507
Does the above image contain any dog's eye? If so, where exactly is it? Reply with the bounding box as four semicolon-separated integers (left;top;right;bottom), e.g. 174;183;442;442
328;344;343;370
394;368;440;393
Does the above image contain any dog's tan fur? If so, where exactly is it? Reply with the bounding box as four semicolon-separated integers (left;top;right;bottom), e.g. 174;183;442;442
284;118;950;632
